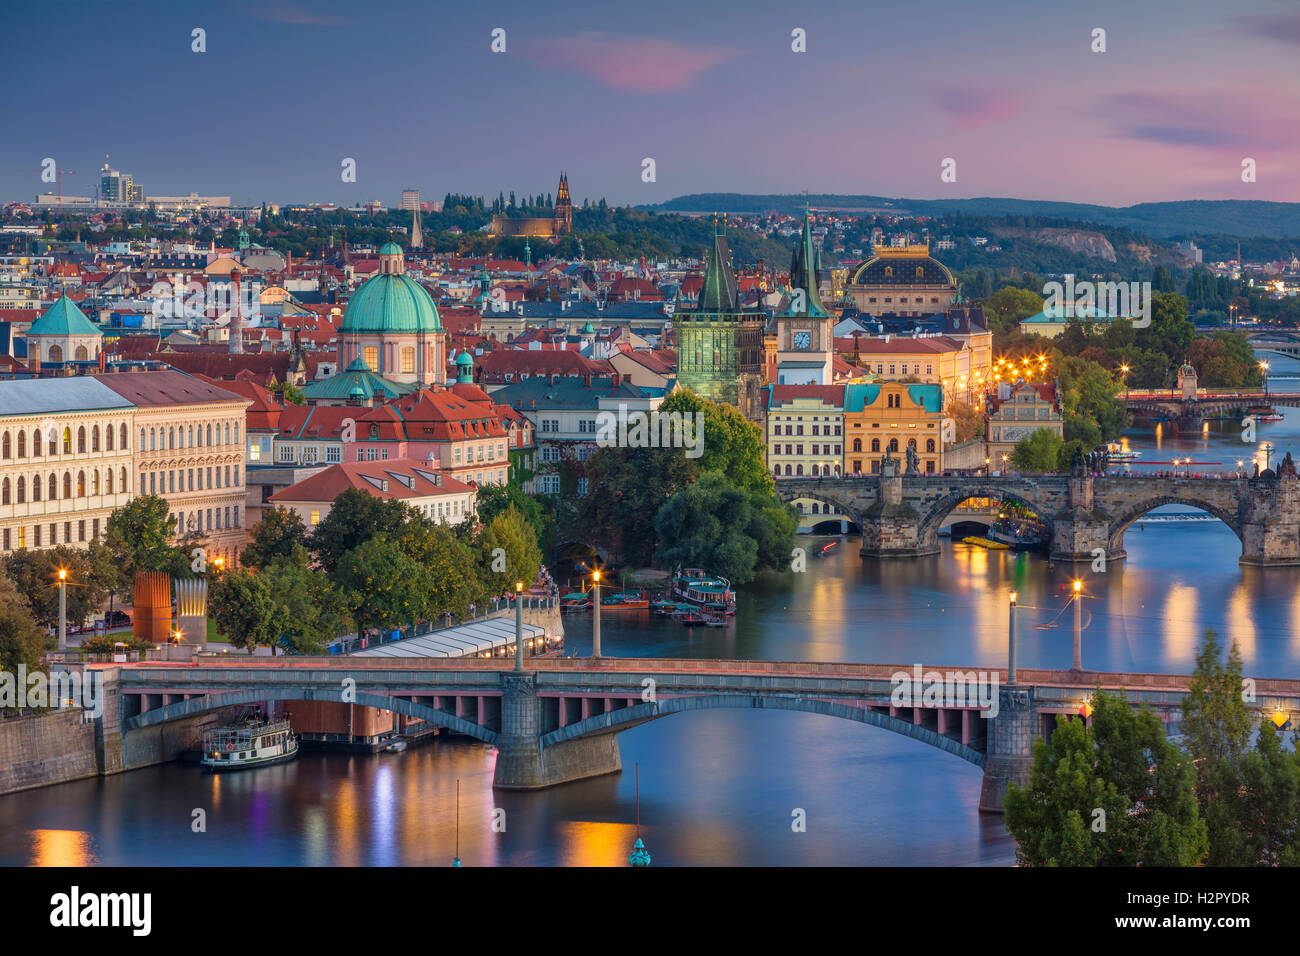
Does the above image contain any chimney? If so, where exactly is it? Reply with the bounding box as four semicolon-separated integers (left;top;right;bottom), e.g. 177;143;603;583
229;269;244;354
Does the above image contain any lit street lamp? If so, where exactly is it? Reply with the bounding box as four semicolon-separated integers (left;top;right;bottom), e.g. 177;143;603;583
1260;360;1270;398
591;569;602;659
514;581;524;671
1071;579;1083;672
1007;590;1018;685
57;567;68;652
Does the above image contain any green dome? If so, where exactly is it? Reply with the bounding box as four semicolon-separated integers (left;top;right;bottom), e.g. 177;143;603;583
379;241;403;255
340;272;443;334
455;351;474;367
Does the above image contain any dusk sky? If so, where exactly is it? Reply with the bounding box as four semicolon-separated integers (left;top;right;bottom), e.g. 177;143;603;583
3;0;1298;209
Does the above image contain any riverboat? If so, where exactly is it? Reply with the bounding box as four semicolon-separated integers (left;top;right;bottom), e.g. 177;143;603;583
599;591;650;610
671;568;736;611
559;591;592;612
200;718;298;772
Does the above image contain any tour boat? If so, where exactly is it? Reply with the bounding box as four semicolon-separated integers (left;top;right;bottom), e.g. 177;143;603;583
1105;442;1141;462
599;591;650;610
671;568;736;611
650;598;679;615
559;591;592;612
200;718;298;772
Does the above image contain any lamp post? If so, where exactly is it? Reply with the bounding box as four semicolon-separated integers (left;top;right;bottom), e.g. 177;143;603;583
1119;364;1129;403
513;581;524;671
1260;360;1269;398
1071;579;1083;672
1007;590;1018;685
591;569;601;659
57;568;68;652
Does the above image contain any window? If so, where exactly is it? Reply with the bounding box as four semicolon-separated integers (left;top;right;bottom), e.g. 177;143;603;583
63;427;72;454
92;426;100;452
249;442;261;462
401;347;415;374
871;438;880;453
17;430;25;458
325;446;341;463
16;477;24;503
364;346;378;370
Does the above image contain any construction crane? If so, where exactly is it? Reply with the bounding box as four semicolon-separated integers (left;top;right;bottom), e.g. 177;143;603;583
56;167;76;216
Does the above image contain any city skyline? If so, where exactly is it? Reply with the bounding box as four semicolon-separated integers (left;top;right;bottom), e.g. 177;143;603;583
2;0;1299;209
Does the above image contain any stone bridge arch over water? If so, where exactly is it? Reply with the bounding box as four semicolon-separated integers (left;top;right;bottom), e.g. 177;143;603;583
776;461;1300;567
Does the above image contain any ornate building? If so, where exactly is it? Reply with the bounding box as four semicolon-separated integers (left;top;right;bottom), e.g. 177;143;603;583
672;226;765;417
490;173;573;238
844;382;945;476
24;293;103;371
845;241;957;316
335;243;446;387
774;213;835;385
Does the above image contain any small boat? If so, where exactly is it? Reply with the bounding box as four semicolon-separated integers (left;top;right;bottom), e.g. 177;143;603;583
1257;413;1284;423
600;591;650;610
679;611;709;626
385;737;407;753
705;601;735;618
704;611;728;627
1105;442;1141;462
559;591;592;612
650;598;678;615
201;717;298;772
962;535;1010;550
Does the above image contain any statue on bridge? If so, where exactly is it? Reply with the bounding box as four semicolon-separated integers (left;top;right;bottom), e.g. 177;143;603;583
905;443;921;475
1280;451;1297;479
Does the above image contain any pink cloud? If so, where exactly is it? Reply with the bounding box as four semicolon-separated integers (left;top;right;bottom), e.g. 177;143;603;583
523;32;737;93
932;87;1021;128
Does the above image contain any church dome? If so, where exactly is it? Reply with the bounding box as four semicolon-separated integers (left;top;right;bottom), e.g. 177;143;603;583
339;245;442;335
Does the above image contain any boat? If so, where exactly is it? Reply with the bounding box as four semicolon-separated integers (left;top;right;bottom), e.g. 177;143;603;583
962;535;1010;550
679;611;709;626
650;598;678;615
384;736;407;753
599;591;650;610
200;717;298;772
559;591;591;612
704;609;729;627
1257;413;1284;423
1105;442;1141;462
671;567;736;611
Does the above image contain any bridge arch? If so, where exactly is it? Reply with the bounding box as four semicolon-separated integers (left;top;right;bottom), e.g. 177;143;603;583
917;485;1053;541
1107;495;1242;553
123;689;498;744
773;482;864;528
540;694;987;767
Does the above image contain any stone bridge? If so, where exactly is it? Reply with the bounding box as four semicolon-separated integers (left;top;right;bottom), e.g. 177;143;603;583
775;461;1300;566
93;657;1300;812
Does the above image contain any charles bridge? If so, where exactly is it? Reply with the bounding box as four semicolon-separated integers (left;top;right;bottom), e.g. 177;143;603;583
83;656;1300;812
775;458;1300;566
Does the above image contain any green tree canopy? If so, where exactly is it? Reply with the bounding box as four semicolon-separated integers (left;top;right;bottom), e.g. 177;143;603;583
309;489;411;574
105;496;191;579
0;571;45;682
209;570;288;653
0;545;109;631
242;506;309;570
1010;428;1065;473
480;505;543;592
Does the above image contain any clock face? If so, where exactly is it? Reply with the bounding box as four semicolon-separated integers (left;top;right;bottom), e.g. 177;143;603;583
793;331;811;350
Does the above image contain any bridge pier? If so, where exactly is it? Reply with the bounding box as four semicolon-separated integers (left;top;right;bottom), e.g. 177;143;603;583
493;673;622;789
860;458;939;558
1240;472;1300;566
1049;471;1114;564
978;686;1035;813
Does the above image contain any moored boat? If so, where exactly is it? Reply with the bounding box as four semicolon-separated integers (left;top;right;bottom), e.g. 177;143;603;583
201;718;298;772
559;591;592;612
671;567;736;612
600;591;650;610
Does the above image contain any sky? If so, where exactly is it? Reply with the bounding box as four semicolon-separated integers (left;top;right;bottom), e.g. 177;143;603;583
1;0;1298;210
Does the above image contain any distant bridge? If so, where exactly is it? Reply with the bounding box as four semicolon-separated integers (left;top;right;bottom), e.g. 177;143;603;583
92;656;1300;812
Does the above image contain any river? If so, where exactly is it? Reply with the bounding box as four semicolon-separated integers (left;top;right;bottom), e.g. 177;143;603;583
3;355;1299;867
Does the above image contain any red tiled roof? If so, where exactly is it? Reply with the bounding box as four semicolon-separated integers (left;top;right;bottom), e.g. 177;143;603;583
270;458;476;504
93;369;251;407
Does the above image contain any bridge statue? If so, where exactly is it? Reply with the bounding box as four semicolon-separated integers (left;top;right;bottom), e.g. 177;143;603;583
905;444;921;476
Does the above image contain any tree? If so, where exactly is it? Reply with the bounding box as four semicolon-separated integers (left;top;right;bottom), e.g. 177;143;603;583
984;286;1044;335
0;546;107;631
209;570;288;653
242;506;309;570
947;399;984;443
577;445;697;565
480;505;543;591
1056;355;1128;447
653;472;796;584
1005;691;1207;866
395;517;490;619
659;389;772;495
105;496;191;579
309;489;410;574
1010;428;1064;473
0;572;44;683
335;537;431;635
260;560;351;655
474;482;552;552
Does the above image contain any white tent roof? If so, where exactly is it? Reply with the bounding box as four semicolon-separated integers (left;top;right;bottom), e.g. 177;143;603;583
350;617;546;658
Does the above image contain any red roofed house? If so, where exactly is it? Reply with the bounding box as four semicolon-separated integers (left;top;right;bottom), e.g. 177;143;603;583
269;458;477;530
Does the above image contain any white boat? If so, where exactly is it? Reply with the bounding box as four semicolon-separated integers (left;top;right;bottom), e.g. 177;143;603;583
1105;443;1141;462
384;737;408;752
200;718;298;772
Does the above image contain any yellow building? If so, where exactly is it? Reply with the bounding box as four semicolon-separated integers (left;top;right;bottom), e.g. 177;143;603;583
849;333;991;405
763;385;846;527
985;382;1062;466
843;382;945;476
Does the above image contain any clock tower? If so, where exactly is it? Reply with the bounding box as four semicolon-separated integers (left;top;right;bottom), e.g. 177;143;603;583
775;212;835;385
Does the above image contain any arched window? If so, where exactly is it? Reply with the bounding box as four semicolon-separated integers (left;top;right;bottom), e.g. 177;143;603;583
93;470;100;495
16;430;25;458
773;464;780;476
77;426;86;453
48;474;58;500
48;344;63;364
77;471;86;497
1;478;9;505
169;428;175;450
888;438;899;453
139;429;147;451
105;469;113;494
871;438;880;452
105;424;113;451
32;430;41;457
784;464;793;476
908;438;917;450
16;476;24;504
188;425;195;447
225;422;231;445
63;472;72;498
852;437;862;452
91;425;100;452
795;464;804;476
206;424;213;446
1;432;8;459
926;439;936;453
75;344;88;362
883;266;892;278
119;423;127;450
31;474;40;502
150;428;156;451
811;464;820;477
62;427;71;454
120;467;127;491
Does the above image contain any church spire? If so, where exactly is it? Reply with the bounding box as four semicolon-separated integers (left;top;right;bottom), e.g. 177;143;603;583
784;211;828;317
698;215;739;312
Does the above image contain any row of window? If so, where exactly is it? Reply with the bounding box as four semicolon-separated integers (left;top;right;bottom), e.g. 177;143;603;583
1;423;128;459
1;467;128;505
173;506;240;535
775;464;843;477
140;422;239;452
773;424;844;436
1;518;102;551
849;459;937;474
772;444;844;457
139;465;240;496
871;364;934;376
534;475;588;495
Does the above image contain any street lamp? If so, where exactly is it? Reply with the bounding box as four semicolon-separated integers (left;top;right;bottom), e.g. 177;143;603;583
57;567;68;652
513;581;524;671
1237;459;1245;479
1071;579;1083;672
1007;590;1018;685
1260;360;1270;398
1119;364;1130;402
591;569;602;659
984;456;991;476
